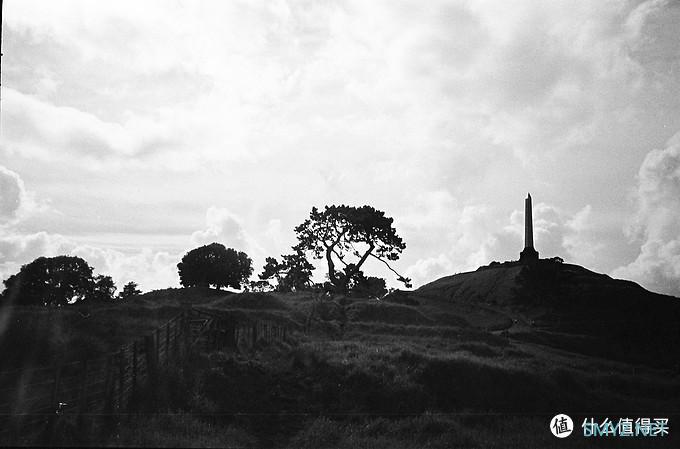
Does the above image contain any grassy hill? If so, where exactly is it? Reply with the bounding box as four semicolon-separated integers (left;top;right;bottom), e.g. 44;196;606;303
2;261;680;447
414;259;680;368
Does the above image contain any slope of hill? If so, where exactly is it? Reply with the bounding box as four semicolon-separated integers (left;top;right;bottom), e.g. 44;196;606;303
411;259;680;368
3;263;680;447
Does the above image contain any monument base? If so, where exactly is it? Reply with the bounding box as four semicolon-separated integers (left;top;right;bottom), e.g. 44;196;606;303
519;247;539;264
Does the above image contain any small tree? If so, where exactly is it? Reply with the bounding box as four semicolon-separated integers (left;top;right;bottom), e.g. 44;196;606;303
88;275;117;303
259;250;315;292
294;205;411;292
347;270;387;298
2;256;95;306
118;281;142;300
177;243;253;290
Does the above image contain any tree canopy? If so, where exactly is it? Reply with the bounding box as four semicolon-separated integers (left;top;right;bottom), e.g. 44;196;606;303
89;274;117;303
177;243;253;290
1;255;109;306
258;250;315;292
293;205;410;292
118;281;142;300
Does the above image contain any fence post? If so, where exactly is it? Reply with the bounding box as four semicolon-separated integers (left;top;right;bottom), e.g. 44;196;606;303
117;349;124;410
173;318;179;358
145;335;156;376
50;365;62;412
48;363;62;442
132;341;138;399
183;311;190;355
154;328;160;366
104;355;114;411
78;360;88;422
48;364;63;444
208;322;213;352
165;323;170;366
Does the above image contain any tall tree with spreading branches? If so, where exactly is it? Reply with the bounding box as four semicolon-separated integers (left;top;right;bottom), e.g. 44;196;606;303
293;205;411;292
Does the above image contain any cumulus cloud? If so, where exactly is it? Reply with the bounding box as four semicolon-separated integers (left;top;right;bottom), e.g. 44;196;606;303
0;231;70;290
192;207;251;251
0;166;181;291
3;0;662;174
0;166;26;222
0;231;69;262
405;254;455;288
563;205;604;267
0;164;51;226
69;245;180;291
2;88;178;165
613;131;680;295
0;228;180;292
1;0;679;292
190;207;268;272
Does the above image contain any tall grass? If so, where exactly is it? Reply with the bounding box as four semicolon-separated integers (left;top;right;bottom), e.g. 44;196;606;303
105;412;256;448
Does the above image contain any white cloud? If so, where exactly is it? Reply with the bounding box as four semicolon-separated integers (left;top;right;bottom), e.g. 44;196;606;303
69;245;180;292
0;228;180;293
0;165;26;222
191;207;259;253
2;88;179;165
190;206;271;277
405;254;455;288
3;0;657;172
613;131;680;295
563;205;604;267
1;0;679;294
0;166;180;292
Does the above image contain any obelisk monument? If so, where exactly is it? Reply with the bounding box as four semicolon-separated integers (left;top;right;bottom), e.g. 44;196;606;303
519;193;539;263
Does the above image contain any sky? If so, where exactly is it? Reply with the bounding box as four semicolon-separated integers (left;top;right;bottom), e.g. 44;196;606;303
1;0;680;296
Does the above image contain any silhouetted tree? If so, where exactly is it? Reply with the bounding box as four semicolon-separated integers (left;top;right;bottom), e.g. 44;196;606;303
177;243;253;290
88;274;117;302
347;270;387;298
118;281;142;300
294;205;411;292
259;250;315;292
1;256;95;306
247;280;272;292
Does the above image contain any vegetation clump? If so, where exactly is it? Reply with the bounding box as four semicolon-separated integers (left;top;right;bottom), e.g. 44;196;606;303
293;205;411;292
177;243;253;290
2;256;116;306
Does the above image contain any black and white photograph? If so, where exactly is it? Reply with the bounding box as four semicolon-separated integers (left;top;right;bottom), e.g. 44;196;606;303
1;0;679;447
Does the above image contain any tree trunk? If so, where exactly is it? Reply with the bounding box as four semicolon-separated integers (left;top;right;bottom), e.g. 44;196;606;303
344;242;375;286
325;247;338;286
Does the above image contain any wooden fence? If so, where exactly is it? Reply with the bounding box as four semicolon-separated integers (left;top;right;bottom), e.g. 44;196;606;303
0;308;290;442
190;308;288;353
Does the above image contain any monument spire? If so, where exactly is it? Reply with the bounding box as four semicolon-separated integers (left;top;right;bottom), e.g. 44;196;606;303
525;193;533;249
520;193;539;263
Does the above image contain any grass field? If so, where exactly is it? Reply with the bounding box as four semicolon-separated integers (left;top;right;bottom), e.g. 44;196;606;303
2;278;680;447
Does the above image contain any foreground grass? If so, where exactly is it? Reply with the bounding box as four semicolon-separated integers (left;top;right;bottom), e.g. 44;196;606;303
105;413;256;448
4;288;680;447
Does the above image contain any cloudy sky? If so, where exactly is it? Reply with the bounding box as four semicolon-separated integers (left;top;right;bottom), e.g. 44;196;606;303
1;0;680;296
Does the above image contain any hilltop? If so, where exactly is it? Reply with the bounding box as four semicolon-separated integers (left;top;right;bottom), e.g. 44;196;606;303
410;259;680;368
